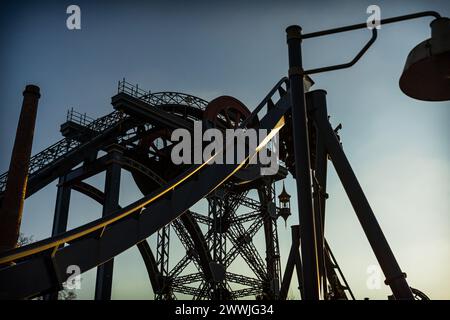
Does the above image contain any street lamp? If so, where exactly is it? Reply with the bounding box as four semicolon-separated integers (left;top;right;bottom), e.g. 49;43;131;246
400;17;450;101
286;10;449;300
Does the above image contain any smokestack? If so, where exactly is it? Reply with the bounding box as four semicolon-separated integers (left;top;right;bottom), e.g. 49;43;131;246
0;85;40;253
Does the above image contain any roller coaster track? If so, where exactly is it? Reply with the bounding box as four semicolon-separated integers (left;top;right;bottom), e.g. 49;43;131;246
0;78;291;299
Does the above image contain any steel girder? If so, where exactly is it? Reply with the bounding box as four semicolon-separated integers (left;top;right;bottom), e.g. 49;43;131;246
258;181;282;298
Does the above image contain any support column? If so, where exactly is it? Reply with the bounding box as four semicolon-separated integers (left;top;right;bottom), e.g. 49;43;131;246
95;145;122;300
258;181;281;299
286;25;320;300
310;90;413;300
309;91;330;298
280;225;303;299
52;176;72;236
46;175;72;300
155;224;170;300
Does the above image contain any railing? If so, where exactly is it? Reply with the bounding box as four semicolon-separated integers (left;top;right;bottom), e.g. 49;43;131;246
66;108;95;127
0;110;128;193
84;110;126;133
0;138;80;192
241;77;289;128
118;78;209;110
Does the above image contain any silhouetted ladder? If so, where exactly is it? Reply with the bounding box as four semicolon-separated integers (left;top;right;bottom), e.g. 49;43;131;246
324;240;355;300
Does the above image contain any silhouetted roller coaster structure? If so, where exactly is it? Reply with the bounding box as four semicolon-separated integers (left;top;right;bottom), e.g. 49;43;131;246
1;10;447;300
0;77;428;300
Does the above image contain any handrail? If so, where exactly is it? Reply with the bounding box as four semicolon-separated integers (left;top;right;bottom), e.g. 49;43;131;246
66;108;96;126
118;78;209;110
0;138;80;191
0;111;126;193
241;77;289;128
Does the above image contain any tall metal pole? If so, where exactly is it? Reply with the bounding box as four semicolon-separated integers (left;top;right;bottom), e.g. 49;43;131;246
0;85;40;253
286;25;320;300
310;90;330;297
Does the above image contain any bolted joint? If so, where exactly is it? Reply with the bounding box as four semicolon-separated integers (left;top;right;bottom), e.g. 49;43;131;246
384;272;408;285
288;66;304;77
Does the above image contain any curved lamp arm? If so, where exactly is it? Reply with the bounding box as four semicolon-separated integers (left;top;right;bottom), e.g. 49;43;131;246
301;11;442;75
305;28;377;75
302;11;441;39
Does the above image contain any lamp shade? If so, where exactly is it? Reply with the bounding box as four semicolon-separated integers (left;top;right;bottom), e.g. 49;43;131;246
399;17;450;101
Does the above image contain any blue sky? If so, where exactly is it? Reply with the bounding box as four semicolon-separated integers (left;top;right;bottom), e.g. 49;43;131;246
0;0;449;299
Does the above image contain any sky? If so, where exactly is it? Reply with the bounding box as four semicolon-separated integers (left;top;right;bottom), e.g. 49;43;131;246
0;0;449;300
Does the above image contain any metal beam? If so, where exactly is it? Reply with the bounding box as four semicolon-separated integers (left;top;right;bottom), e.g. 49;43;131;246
280;225;303;300
45;175;72;300
310;95;329;298
95;145;122;300
111;93;194;131
309;90;413;299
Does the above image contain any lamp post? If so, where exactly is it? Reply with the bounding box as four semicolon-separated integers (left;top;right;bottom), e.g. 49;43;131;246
286;11;449;300
286;25;321;300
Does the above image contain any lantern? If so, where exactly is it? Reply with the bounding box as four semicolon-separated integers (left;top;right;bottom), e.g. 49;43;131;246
278;182;291;225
